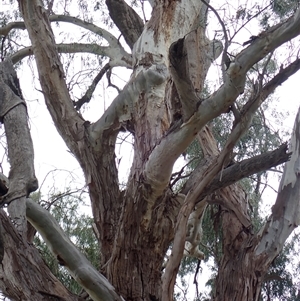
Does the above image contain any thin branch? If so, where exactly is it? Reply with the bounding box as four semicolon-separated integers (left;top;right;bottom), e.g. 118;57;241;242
0;15;118;48
193;260;201;298
200;0;229;80
231;2;273;42
74;63;111;110
248;176;279;194
106;68;121;93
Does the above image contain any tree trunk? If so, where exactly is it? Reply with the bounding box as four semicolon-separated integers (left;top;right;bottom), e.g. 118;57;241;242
213;185;262;301
215;247;264;301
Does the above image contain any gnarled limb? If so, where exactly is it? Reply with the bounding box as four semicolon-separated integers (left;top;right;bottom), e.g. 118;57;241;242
162;46;300;299
145;7;300;201
19;0;122;270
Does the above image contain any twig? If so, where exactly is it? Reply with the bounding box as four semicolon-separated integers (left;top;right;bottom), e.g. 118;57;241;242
200;0;229;80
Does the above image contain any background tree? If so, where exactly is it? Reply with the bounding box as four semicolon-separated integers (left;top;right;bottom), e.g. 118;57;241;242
0;0;300;300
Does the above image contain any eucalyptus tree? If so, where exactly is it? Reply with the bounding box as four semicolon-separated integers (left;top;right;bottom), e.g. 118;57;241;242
0;1;300;301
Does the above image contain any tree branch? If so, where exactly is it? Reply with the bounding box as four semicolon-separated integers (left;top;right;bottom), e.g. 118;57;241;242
201;143;290;199
90;63;168;138
10;43;132;67
26;199;123;301
255;106;300;263
200;0;229;80
0;22;26;36
0;14;120;49
0;210;80;301
162;10;300;293
18;0;88;167
145;7;300;201
49;15;120;48
74;63;111;110
1;14;132;67
106;0;144;49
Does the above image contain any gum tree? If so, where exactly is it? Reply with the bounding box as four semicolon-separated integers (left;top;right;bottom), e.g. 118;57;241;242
0;0;300;300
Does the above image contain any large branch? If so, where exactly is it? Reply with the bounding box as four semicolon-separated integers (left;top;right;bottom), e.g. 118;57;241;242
18;1;93;166
19;2;122;262
182;143;290;198
203;143;290;198
90;63;168;138
162;24;300;297
106;0;144;49
26;199;123;301
0;60;38;236
145;8;300;199
181;56;300;197
10;43;132;67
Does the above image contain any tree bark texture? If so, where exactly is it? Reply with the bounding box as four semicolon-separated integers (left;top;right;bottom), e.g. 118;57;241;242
0;1;299;301
0;210;81;301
